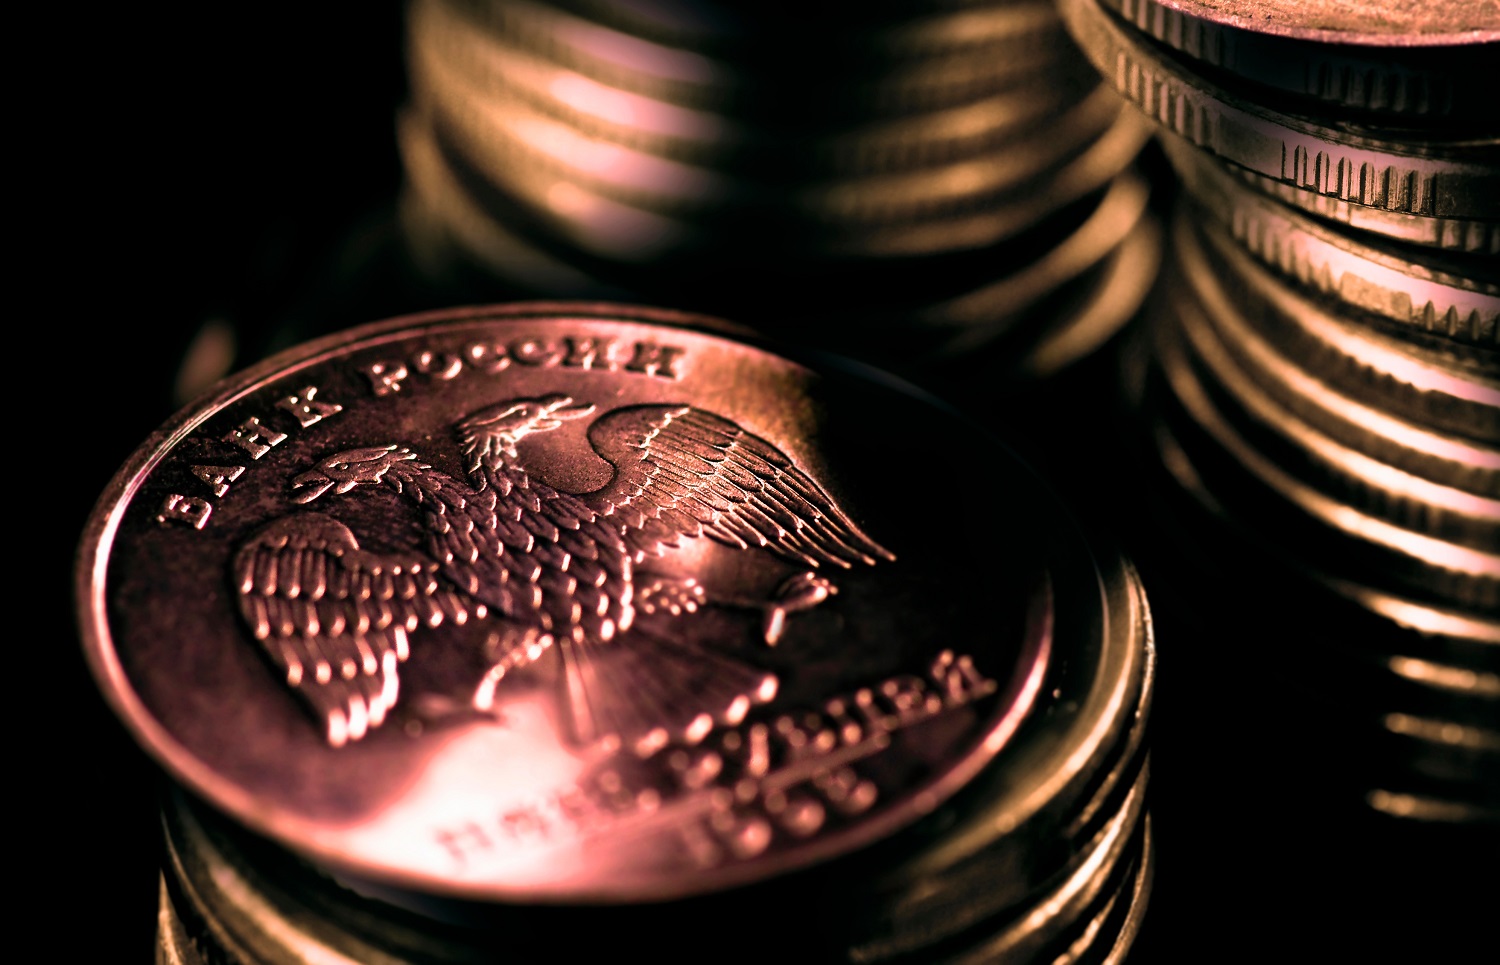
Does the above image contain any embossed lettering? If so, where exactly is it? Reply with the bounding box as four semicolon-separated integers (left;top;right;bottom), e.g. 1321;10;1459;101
368;337;681;394
666;747;723;791
464;341;511;374
772;712;839;762
435;821;493;864
822;696;869;746
189;465;245;498
718;723;771;779
623;342;685;379
812;766;877;816
427;651;998;873
275;386;343;428
509;337;565;366
930;649;998;705
560;336;614;370
363;360;409;396
413;351;463;379
157;494;212;529
877;675;944;727
223;417;288;459
497;805;553;842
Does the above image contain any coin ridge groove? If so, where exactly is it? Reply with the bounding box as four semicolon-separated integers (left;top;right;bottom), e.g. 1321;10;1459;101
1103;0;1500;117
1056;0;1500;219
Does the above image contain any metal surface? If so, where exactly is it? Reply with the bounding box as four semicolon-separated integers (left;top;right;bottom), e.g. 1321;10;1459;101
1154;288;1500;610
1106;0;1500;44
1097;0;1500;118
1181;142;1500;254
79;302;1154;909
1171;212;1500;505
1187;215;1500;441
1166;141;1500;348
1056;0;1500;220
429;0;1078;113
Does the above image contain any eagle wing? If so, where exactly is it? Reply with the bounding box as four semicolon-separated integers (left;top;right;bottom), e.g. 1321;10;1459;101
233;513;483;746
586;404;895;567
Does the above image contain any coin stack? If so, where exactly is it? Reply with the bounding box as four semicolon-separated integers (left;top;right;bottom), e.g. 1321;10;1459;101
81;305;1158;962
394;0;1162;416
1052;0;1499;939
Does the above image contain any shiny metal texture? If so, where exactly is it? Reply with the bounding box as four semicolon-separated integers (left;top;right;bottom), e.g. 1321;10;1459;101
1056;0;1500;221
396;0;1161;399
1166;139;1500;348
1191;146;1500;255
1175;213;1500;503
154;786;1155;964
62;3;1500;960
1153;281;1500;610
1061;0;1499;834
79;303;1156;962
1096;0;1500;120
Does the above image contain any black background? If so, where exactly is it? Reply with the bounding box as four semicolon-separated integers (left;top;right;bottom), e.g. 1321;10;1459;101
48;4;410;958
44;3;1495;961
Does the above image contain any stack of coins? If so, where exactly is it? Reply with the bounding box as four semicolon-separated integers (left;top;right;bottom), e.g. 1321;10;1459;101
1052;0;1498;939
80;304;1157;963
395;0;1162;409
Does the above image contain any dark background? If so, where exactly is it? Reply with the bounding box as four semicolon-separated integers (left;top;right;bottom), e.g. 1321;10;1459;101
46;4;1494;961
49;4;411;957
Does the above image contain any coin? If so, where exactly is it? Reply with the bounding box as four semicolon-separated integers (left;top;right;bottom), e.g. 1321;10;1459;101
1168;218;1500;499
1167;140;1500;349
1094;0;1500;120
1169;222;1500;548
841;550;1155;957
1056;0;1500;220
397;110;634;300
905;169;1153;334
79;302;1153;907
1182;144;1500;255
422;65;1126;226
1154;288;1500;610
429;0;1081;115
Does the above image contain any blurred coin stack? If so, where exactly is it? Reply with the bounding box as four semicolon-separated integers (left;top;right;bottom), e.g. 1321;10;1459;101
1053;0;1499;834
396;0;1163;416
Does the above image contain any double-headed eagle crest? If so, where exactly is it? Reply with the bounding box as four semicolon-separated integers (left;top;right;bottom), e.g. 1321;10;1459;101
233;396;893;753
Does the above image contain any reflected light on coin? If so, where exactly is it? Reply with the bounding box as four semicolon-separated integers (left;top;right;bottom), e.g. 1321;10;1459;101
1331;583;1500;642
541;180;682;254
1387;657;1500;698
339;694;613;890
1382;714;1500;750
1284;309;1500;408
560;16;720;84
550;73;641;127
517;113;725;197
82;302;1155;961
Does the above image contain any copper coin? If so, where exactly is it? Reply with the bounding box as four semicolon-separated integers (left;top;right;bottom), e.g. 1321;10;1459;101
77;302;1115;904
1167;143;1500;350
1056;0;1500;220
1095;0;1500;119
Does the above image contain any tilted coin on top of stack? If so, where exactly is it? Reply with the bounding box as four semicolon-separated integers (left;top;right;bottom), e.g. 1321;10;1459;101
78;303;1156;963
395;0;1163;418
1055;0;1498;867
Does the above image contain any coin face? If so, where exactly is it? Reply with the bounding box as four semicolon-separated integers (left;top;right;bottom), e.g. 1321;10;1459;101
1124;0;1499;45
78;303;1075;903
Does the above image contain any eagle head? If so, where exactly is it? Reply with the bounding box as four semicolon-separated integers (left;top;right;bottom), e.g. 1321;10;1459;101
291;445;427;503
457;395;596;465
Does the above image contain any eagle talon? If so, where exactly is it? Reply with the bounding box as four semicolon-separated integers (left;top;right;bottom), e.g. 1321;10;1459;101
762;572;837;645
